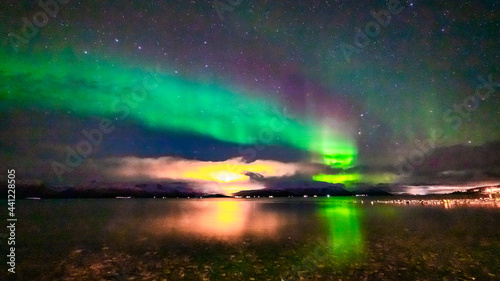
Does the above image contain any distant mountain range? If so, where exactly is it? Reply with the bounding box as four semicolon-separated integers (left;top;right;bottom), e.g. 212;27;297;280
234;180;392;197
0;181;204;199
1;180;497;199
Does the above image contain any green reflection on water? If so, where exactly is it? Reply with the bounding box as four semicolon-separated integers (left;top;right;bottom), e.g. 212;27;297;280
318;202;364;262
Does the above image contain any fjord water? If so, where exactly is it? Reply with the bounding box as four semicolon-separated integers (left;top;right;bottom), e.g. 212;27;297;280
8;198;500;280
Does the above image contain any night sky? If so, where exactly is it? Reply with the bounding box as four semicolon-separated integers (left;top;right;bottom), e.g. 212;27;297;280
1;0;499;194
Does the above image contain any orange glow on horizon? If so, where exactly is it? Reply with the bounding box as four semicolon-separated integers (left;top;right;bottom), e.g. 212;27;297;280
111;157;310;183
180;161;289;183
106;156;318;194
197;182;266;195
220;184;265;195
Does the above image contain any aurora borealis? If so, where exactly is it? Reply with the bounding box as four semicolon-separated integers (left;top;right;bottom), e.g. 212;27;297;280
1;0;500;194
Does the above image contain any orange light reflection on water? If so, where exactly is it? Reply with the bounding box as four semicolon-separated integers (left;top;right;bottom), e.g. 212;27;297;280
197;200;248;236
151;199;282;240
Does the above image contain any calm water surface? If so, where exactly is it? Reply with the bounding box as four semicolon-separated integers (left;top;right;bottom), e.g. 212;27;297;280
3;197;500;280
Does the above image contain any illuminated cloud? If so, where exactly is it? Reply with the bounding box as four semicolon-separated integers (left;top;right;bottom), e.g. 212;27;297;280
99;156;324;194
103;156;316;180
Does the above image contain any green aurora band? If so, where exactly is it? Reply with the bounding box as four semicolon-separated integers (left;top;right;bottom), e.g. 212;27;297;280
313;173;397;187
0;53;357;168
